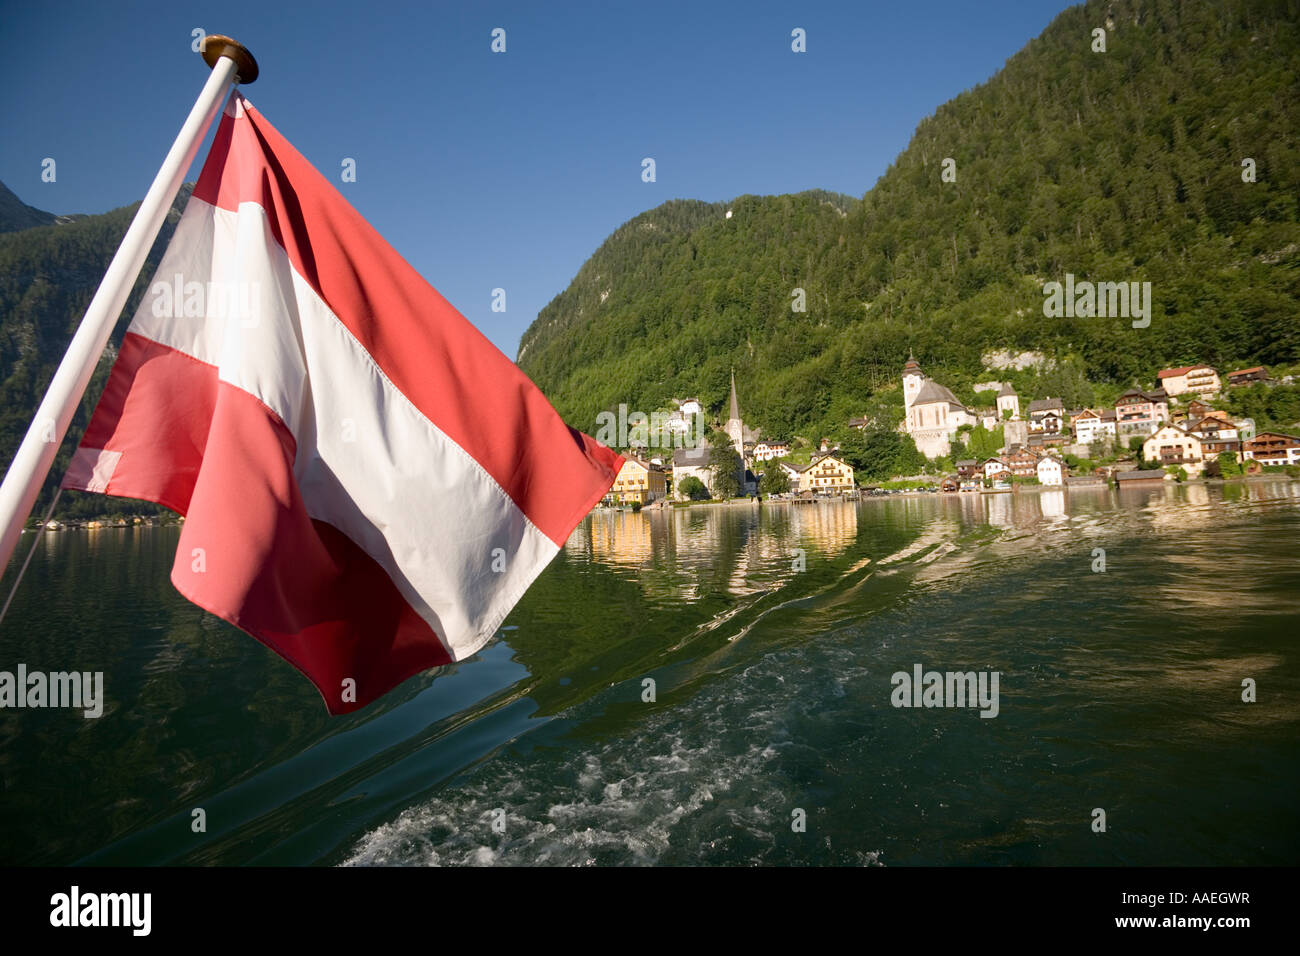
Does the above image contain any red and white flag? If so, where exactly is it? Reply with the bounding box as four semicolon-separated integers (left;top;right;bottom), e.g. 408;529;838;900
63;93;622;713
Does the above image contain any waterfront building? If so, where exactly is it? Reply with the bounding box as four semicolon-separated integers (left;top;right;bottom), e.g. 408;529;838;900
1143;424;1205;475
1036;456;1065;486
672;445;714;499
1243;432;1300;466
799;454;855;494
610;457;667;504
1115;468;1167;485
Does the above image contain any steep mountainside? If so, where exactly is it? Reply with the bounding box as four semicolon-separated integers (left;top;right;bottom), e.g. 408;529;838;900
0;183;194;518
518;0;1300;440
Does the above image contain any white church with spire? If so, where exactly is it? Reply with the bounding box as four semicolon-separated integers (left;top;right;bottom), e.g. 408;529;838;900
725;369;747;458
901;354;995;458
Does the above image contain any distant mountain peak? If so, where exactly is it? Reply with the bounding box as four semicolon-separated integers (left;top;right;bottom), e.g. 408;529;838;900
0;180;57;233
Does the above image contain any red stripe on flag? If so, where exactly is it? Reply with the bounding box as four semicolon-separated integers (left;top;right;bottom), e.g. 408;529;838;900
193;97;621;546
65;334;453;713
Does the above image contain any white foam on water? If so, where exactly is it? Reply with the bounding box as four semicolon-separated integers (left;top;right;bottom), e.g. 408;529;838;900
343;648;885;867
343;729;778;866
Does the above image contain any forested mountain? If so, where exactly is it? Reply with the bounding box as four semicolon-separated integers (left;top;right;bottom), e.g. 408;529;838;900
0;183;193;519
518;0;1300;442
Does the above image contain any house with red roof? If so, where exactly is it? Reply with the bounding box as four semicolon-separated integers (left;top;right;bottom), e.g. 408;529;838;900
1157;364;1220;398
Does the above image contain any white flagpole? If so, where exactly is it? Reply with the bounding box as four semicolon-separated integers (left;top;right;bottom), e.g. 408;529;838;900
0;36;258;573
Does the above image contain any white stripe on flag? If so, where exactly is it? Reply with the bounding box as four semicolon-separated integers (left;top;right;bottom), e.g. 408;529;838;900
128;197;558;659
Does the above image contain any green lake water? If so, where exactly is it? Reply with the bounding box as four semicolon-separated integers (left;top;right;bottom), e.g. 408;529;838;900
1;480;1297;865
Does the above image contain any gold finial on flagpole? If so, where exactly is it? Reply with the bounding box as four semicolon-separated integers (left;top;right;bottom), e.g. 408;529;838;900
201;35;259;84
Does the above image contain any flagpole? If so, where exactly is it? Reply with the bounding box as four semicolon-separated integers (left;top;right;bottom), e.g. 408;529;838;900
0;36;257;574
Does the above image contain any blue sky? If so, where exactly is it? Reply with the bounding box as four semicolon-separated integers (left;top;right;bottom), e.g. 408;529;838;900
1;0;1072;357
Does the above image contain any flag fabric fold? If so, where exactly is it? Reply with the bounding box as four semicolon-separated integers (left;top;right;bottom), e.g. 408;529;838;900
63;92;622;713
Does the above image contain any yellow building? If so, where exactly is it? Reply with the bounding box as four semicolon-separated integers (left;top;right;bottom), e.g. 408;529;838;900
609;457;666;504
799;454;855;494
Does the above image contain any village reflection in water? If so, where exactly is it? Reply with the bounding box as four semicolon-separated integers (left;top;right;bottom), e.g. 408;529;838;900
564;480;1300;604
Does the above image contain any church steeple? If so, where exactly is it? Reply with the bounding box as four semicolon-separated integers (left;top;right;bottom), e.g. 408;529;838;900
902;352;925;409
725;369;745;459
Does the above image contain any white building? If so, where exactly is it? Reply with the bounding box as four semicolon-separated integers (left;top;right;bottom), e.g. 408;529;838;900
902;355;980;459
663;410;693;436
1074;408;1118;445
778;461;805;485
1036;456;1065;486
753;441;790;462
996;382;1020;421
672;445;714;499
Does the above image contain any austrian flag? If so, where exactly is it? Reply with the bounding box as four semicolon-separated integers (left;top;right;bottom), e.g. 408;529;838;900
63;93;622;713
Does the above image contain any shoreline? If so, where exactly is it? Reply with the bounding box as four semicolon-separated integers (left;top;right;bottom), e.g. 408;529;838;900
597;473;1296;512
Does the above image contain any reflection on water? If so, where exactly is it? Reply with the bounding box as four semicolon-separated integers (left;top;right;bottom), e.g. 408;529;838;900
568;501;862;603
1039;489;1066;519
2;480;1298;866
568;482;1294;605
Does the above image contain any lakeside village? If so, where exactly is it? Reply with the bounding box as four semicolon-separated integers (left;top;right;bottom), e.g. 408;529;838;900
29;359;1300;531
600;359;1300;509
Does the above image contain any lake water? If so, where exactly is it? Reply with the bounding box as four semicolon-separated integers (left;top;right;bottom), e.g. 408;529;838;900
1;480;1297;866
